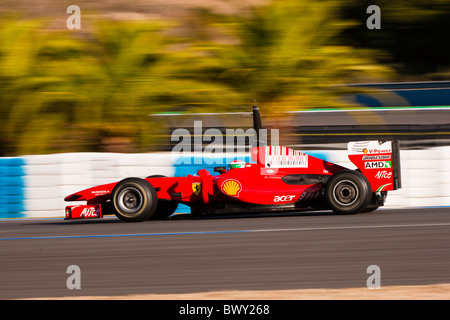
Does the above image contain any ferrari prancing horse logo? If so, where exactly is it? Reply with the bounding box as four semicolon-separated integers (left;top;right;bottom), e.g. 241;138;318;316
192;182;201;196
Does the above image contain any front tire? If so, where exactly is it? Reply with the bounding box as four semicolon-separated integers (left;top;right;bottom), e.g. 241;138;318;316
325;170;371;214
112;178;158;222
146;175;179;219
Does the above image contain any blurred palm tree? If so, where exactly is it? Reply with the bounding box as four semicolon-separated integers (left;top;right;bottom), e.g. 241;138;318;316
0;17;243;155
176;0;394;114
0;17;63;156
0;18;196;154
0;0;395;155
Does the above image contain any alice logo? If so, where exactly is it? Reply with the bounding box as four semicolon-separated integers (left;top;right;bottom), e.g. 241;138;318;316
221;179;242;197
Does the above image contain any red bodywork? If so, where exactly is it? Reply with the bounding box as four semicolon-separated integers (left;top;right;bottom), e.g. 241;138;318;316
64;141;401;220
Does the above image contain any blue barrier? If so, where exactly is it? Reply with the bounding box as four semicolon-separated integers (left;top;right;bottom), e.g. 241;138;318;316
173;155;252;177
0;158;26;218
349;82;450;107
173;155;252;213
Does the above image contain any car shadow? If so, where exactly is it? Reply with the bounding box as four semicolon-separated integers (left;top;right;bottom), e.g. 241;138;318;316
33;209;338;225
169;209;336;221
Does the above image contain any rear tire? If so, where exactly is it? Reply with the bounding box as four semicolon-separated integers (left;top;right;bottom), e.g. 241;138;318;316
325;170;371;214
112;178;158;222
363;193;380;213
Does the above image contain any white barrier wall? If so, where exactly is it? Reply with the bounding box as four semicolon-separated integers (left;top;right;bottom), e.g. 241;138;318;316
22;153;175;218
389;146;450;207
1;146;449;218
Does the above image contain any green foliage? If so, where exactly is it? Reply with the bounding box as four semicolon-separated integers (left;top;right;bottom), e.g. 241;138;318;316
181;0;394;114
0;0;395;155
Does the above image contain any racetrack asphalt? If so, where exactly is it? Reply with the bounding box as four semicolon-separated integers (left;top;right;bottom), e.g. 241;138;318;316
1;207;450;299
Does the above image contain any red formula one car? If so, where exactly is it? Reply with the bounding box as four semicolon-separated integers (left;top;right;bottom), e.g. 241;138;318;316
64;106;401;222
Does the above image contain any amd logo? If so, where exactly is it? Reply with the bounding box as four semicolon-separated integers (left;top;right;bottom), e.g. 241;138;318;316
365;161;391;169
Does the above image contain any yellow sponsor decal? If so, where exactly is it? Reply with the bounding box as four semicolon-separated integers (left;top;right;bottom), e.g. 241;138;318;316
221;179;242;197
192;182;202;196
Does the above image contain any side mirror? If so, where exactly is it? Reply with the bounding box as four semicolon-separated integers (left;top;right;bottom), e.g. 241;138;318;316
214;166;227;174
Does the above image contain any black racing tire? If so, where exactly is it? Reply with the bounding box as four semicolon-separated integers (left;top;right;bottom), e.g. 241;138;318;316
146;175;179;220
112;177;158;222
152;200;179;220
362;193;380;213
325;170;372;215
363;203;380;213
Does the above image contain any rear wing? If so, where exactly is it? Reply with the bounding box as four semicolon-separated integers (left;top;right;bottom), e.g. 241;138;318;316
348;140;402;192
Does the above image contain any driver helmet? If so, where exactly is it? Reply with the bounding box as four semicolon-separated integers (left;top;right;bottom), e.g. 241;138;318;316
228;159;246;169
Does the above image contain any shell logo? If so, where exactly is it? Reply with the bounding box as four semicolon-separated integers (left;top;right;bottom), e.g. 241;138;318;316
221;179;242;197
